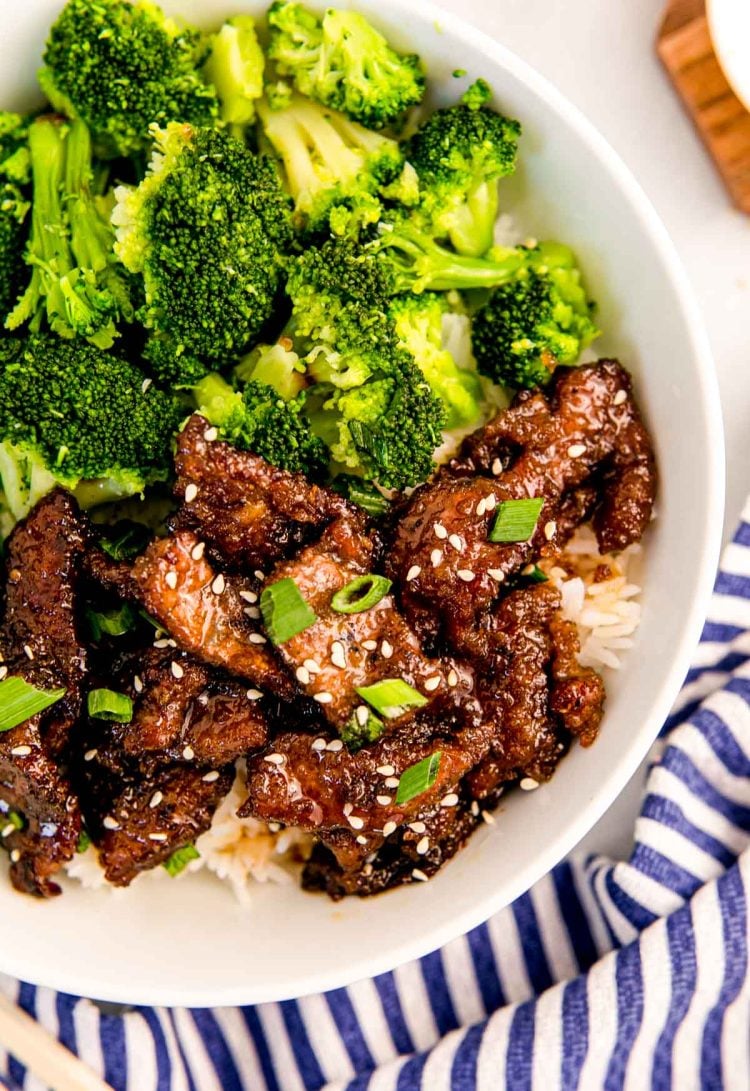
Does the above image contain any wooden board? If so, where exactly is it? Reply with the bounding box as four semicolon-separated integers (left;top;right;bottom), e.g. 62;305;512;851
657;0;750;213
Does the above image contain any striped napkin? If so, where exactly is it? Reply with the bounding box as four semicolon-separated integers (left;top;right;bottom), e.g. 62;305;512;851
1;501;749;1091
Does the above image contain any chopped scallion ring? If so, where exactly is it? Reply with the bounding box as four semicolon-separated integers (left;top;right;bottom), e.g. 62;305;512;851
87;689;133;724
0;678;66;733
526;565;549;584
396;751;443;805
341;708;384;750
331;574;392;614
489;497;545;543
163;843;200;877
87;604;136;641
355;679;428;719
260;578;317;645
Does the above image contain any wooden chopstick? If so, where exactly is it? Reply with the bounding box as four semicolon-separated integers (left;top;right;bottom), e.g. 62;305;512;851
0;992;114;1091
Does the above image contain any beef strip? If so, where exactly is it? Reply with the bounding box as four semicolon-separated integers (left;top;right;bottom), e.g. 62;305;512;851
268;513;464;734
172;415;353;571
0;491;89;896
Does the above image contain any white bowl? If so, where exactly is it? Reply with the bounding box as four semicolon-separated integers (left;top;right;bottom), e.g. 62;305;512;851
707;0;750;113
0;0;723;1006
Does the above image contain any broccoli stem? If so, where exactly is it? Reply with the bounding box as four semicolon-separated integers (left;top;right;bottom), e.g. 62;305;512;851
444;179;499;258
378;225;525;293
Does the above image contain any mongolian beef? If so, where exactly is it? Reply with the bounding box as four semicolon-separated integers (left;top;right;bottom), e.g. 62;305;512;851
0;0;656;901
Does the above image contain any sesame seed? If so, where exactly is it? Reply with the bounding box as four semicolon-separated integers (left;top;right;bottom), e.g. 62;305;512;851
202;771;220;783
331;641;346;669
254;570;265;582
1;824;14;839
385;776;399;789
416;836;430;855
246;689;263;700
296;666;311;685
376;795;392;805
10;746;31;757
311;738;327;751
134;675;144;694
362;640;378;652
244;606;260;619
171;661;184;680
248;633;267;645
423;675;441;692
356;835;368;845
327;739;344;752
240;590;258;604
544;521;557;541
184;483;198;503
568;443;586;458
491;458;502;475
264;753;285;766
23;645;34;661
441;793;459;807
356;706;369;727
141;378;152;394
448;533;463;552
471;801;480;816
406;565;421;582
343;803;353;816
520;777;540;791
431;548;443;567
457;569;475;582
313;691;333;704
522;564;536;576
383;821;397;837
377;764;395;776
412;868;429;882
485;493;497;510
204;427;219;442
182;746;195;760
84;749;98;762
434;522;447;539
348;815;365;830
614;389;628;406
488;569;505;582
103;816;120;831
165;570;178;590
268;822;281;833
211;573;225;595
10;850;20;863
409;821;426;833
148;833;168;842
149;791;163;809
0;667;6;681
304;659;321;674
447;669;458;687
481;810;496;825
153;638;171;649
381;640;393;659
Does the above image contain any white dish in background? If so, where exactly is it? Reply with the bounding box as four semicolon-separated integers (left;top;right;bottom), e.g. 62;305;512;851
707;0;750;113
0;0;723;1006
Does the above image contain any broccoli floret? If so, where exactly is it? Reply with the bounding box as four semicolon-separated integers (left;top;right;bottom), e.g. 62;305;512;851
472;242;600;388
257;93;403;234
406;82;521;257
0;334;183;530
0;185;30;320
203;16;265;138
38;0;218;158
235;338;306;400
194;372;328;477
389;293;482;428
112;123;293;385
267;1;424;130
0;112;31;185
6;116;133;349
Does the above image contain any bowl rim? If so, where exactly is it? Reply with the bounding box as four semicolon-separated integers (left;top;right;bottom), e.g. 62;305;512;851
0;0;725;1008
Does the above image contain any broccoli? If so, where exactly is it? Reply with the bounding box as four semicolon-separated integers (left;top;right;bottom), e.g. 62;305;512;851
112;123;293;385
38;0;218;158
405;80;521;257
0;185;29;320
389;293;482;428
267;1;425;130
203;16;265;138
0;334;184;529
235;338;306;400
193;372;328;478
256;94;403;234
471;242;600;388
6;116;133;349
0;112;31;185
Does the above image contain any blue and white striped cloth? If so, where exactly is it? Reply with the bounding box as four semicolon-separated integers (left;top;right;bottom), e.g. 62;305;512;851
3;502;750;1091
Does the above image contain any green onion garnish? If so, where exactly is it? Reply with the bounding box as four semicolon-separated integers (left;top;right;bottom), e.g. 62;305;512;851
355;679;428;719
99;523;151;561
0;678;66;733
331;574;392;615
260;578;317;645
87;689;133;723
526;565;549;584
489;497;545;543
6;811;23;832
87;604;136;641
331;476;391;517
340;707;384;751
163;843;200;877
76;830;91;854
396;751;443;805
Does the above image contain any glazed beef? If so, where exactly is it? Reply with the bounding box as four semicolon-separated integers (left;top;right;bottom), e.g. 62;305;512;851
0;491;89;896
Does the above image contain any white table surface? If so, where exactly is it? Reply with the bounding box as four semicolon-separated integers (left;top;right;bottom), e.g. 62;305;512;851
436;0;749;861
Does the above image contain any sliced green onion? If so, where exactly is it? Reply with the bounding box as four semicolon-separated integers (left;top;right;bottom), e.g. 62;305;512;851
489;497;545;543
6;811;23;832
340;708;384;751
76;830;91;854
163;843;200;877
87;689;133;724
331;476;391;517
0;678;66;732
260;578;317;645
525;565;549;584
87;603;136;641
99;523;151;561
355;679;429;720
331;574;392;615
396;751;443;805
